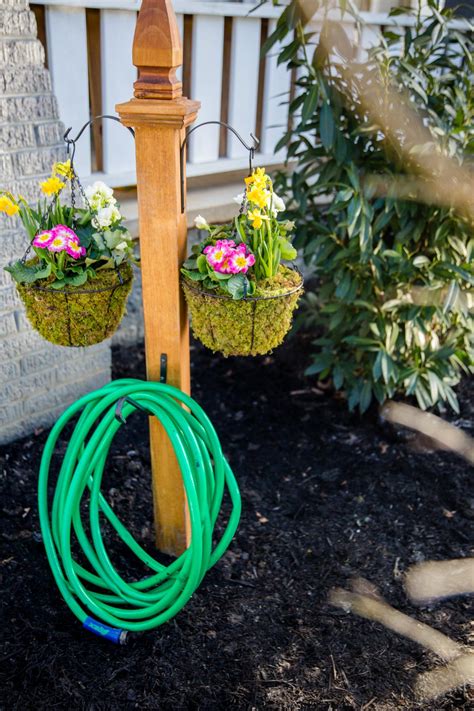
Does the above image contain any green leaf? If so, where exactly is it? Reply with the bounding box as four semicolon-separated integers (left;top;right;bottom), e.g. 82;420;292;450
63;271;88;287
197;254;208;274
359;381;372;413
320;102;335;149
227;274;247;300
302;86;319;123
278;237;297;261
4;260;51;284
182;257;198;269
413;255;430;267
181;269;206;281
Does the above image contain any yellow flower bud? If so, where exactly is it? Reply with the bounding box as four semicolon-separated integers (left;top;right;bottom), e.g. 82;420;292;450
0;195;19;216
40;176;64;196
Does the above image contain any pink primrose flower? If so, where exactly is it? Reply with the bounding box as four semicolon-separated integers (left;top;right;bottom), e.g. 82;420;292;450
228;251;256;274
51;224;79;244
215;239;236;249
48;233;69;252
205;245;231;269
66;241;86;259
32;231;54;248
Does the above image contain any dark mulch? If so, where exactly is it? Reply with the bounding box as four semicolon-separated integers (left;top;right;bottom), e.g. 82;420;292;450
1;334;473;710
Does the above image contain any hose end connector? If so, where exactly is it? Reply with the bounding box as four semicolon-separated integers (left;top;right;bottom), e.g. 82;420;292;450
83;616;128;645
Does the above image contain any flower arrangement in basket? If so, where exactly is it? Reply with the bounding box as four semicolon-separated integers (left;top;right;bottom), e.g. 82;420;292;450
181;168;303;356
1;160;135;347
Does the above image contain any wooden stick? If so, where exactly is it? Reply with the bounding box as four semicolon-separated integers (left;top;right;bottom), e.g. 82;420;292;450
382;401;474;464
415;654;474;700
117;0;200;555
329;578;464;662
405;559;474;604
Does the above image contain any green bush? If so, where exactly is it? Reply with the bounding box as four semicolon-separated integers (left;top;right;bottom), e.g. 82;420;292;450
269;0;473;413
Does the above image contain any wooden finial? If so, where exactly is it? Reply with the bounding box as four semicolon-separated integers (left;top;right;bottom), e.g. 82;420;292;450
132;0;183;100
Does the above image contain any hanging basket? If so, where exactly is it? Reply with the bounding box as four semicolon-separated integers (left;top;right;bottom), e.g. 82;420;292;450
16;264;133;348
182;267;303;357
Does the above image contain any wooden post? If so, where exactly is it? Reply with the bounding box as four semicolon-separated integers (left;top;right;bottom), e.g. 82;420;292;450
116;0;199;556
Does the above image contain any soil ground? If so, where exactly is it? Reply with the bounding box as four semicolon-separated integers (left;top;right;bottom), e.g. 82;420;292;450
1;334;473;710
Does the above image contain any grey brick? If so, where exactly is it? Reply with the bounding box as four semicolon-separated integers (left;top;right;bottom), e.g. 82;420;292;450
20;347;58;375
0;95;58;123
0;401;23;428
14;145;64;177
27;372;110;414
0;311;17;338
0;10;36;38
35;121;64;147
0;229;30;261
0;1;29;9
0;366;56;405
0;330;45;361
0;153;14;178
0;420;28;445
0;358;20;383
0;39;44;67
0;123;35;151
0;285;19;312
1;67;51;96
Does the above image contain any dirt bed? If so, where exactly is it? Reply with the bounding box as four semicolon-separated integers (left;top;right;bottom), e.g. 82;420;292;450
1;334;472;710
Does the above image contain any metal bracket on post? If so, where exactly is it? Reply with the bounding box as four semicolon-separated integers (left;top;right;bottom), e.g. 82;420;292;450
115;396;153;424
160;354;168;383
179;121;259;213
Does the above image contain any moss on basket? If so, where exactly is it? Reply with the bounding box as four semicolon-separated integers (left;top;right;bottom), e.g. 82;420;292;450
182;265;303;357
16;264;133;347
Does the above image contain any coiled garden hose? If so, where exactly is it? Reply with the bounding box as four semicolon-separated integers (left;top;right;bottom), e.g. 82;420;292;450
38;378;241;642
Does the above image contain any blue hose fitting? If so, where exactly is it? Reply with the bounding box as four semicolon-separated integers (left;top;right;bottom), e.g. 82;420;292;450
83;616;128;645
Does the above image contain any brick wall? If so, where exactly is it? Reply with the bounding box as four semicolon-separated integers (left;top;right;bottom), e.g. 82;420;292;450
0;0;111;445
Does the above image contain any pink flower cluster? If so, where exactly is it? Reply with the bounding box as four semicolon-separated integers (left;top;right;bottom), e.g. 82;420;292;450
203;239;255;275
32;225;86;260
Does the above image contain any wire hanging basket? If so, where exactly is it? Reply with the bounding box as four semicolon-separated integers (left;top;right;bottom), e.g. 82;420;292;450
182;267;303;357
13;116;135;348
180;122;303;357
18;263;133;348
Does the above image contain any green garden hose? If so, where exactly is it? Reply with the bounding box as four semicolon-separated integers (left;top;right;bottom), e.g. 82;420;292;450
38;378;241;642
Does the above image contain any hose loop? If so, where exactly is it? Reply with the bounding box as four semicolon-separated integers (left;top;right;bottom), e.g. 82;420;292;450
38;378;241;634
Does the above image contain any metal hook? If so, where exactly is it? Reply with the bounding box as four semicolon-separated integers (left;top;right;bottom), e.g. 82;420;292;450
180;121;259;213
63;114;135;172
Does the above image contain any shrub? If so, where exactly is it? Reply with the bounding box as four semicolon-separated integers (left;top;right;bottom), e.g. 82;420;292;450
269;0;473;412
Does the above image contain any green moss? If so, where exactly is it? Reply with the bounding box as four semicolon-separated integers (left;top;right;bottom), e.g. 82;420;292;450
182;266;303;357
16;264;133;347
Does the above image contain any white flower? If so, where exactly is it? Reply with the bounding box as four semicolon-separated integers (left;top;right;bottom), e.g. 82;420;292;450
194;214;209;230
268;192;285;214
233;192;246;206
94;205;121;229
85;181;116;211
85;181;114;201
114;240;129;252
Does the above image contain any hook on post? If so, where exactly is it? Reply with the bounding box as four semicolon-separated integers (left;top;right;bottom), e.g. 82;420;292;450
180;121;260;213
63;115;135;171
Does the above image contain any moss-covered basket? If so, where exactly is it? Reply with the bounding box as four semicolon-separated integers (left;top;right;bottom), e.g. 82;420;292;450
16;264;133;347
182;266;303;357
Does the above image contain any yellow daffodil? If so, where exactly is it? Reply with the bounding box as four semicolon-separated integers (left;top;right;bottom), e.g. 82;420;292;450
0;195;19;216
53;159;74;180
246;185;270;210
245;167;269;190
40;176;64;196
247;209;269;229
